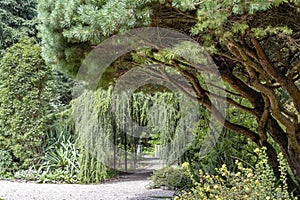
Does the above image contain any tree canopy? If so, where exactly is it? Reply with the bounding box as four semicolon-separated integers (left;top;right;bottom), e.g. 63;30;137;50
38;0;153;74
38;0;300;193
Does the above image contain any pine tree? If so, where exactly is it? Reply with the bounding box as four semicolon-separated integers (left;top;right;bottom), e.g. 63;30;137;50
38;0;154;75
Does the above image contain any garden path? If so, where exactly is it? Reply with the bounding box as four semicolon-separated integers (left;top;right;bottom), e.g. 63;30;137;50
0;156;174;200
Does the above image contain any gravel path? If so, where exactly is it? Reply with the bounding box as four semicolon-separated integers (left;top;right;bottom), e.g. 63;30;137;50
0;158;175;200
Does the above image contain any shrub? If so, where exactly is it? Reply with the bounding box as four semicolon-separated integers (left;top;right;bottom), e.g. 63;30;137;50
176;147;297;200
0;38;57;169
37;169;79;184
38;113;80;183
0;150;14;177
38;109;109;184
149;166;192;190
14;168;40;181
183;128;257;177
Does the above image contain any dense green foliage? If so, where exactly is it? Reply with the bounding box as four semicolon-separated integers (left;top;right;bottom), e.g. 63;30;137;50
178;148;295;200
38;0;153;74
0;0;38;57
38;114;79;183
184;129;257;176
0;149;14;177
0;38;56;170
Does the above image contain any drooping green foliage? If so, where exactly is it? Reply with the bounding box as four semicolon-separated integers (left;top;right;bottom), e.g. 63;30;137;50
73;89;112;182
73;86;204;175
0;0;38;57
0;38;56;169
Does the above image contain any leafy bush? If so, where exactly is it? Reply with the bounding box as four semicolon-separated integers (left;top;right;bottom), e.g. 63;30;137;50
14;123;80;184
14;168;40;181
0;150;14;177
37;169;79;184
183;128;257;177
41;128;79;173
38;114;80;183
149;166;192;190
38;110;109;184
0;38;57;169
14;168;78;184
176;147;296;200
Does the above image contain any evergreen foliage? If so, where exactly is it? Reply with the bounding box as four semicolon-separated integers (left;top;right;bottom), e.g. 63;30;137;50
0;38;57;170
38;0;154;75
73;86;203;174
0;0;38;57
149;166;192;190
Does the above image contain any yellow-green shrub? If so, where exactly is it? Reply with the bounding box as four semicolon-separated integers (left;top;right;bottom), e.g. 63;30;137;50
177;147;297;200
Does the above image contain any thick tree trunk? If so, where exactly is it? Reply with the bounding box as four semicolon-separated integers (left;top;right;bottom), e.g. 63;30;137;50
217;66;300;195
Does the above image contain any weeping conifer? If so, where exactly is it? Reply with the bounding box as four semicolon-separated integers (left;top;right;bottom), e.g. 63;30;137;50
72;85;206;181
